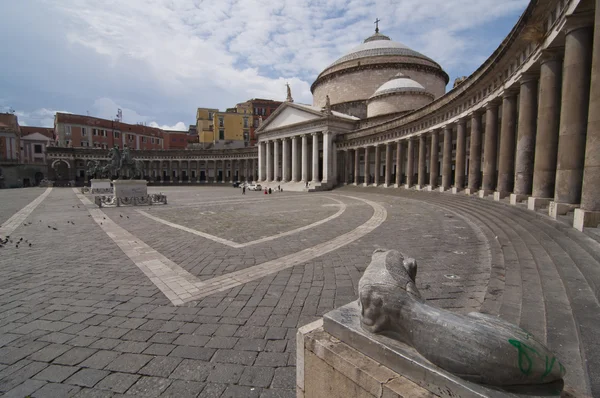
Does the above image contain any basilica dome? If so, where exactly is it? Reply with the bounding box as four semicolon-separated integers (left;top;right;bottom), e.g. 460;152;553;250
311;29;448;119
367;73;435;118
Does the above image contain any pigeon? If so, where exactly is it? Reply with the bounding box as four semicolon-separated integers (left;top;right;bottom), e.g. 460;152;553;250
120;215;123;218
29;243;32;247
19;238;23;241
52;227;58;231
127;216;129;219
48;226;51;228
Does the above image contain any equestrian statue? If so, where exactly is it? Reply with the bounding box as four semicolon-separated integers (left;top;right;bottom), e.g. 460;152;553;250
86;145;144;179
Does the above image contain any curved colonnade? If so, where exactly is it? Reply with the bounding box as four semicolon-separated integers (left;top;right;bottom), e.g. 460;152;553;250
335;0;600;231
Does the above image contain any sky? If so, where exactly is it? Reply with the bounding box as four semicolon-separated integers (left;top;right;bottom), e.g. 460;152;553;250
0;0;528;130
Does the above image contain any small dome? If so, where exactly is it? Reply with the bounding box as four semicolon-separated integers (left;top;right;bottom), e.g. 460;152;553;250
327;32;435;68
370;73;427;98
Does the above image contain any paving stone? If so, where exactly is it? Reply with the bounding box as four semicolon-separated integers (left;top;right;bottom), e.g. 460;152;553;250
222;384;262;398
265;340;287;353
205;336;238;349
171;334;210;347
104;353;152;373
206;364;244;384
238;366;275;388
2;379;46;398
160;380;205;398
32;382;81;397
78;350;120;369
142;343;175;356
0;361;48;392
138;356;182;378
212;349;257;366
200;382;227;397
65;368;110;387
121;329;154;342
233;338;267;352
169;359;212;381
89;338;121;350
271;367;295;389
265;327;288;340
126;375;171;397
214;324;239;337
148;332;178;344
54;347;97;365
95;372;139;393
68;336;100;347
115;341;150;353
259;388;296;398
169;345;215;361
33;364;79;382
254;352;289;367
0;341;49;364
27;343;71;362
72;388;115;397
193;323;220;335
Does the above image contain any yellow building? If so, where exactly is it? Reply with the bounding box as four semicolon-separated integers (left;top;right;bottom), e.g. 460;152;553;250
196;107;250;149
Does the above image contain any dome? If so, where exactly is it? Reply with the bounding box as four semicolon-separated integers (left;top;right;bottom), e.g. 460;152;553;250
370;73;427;98
327;33;436;68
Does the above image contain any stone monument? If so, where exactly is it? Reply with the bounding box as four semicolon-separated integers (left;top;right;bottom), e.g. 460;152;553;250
298;249;567;397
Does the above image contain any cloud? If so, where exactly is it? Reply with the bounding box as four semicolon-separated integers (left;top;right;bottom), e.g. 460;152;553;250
7;107;71;128
149;121;188;131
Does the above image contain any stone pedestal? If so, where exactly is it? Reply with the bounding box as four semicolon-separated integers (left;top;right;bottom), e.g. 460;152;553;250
464;188;477;196
113;179;148;198
451;187;461;194
439;186;448;193
478;189;493;198
510;194;528;205
425;185;434;191
527;197;552;211
90;179;112;194
549;202;579;219
574;208;600;231
494;191;510;201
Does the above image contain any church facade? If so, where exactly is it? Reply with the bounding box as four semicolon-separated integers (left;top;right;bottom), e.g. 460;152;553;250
256;0;600;231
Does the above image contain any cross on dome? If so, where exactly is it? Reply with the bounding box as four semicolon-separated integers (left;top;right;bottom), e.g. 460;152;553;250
374;18;381;33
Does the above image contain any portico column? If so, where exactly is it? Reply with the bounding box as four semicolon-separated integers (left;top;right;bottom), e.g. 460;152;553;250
282;138;289;182
384;143;392;187
467;112;483;194
405;139;415;188
374;144;381;186
322;131;332;184
554;18;594;208
417;134;427;189
395;141;403;187
344;150;351;184
273;139;280;182
229;160;234;183
429;130;439;190
291;136;298;182
575;1;600;230
441;125;452;191
363;146;370;187
266;140;272;182
354;148;360;185
213;160;217;183
258;142;264;181
454;119;467;192
301;135;309;183
312;132;320;184
527;51;563;210
196;161;200;183
496;92;518;199
481;102;499;196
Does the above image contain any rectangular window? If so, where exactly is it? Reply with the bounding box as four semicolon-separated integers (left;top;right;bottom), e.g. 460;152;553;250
34;144;42;154
151;137;155;144
102;130;106;137
129;134;134;141
93;128;98;136
114;131;120;138
219;117;224;127
243;117;248;128
208;112;213;119
142;137;147;143
219;129;225;140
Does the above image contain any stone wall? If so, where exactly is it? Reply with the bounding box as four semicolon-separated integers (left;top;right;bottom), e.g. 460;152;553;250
331;101;368;119
367;93;434;118
0;163;48;188
313;66;446;110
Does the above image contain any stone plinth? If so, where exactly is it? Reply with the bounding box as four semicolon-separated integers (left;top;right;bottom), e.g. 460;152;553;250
478;189;494;198
307;301;565;398
113;179;148;198
549;202;579;219
510;194;528;205
527;197;552;211
90;179;113;194
494;191;510;201
573;209;600;231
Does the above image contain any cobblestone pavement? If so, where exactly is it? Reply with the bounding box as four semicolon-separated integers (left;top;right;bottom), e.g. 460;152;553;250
0;186;490;397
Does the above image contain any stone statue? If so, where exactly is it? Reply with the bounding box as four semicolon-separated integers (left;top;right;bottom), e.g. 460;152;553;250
453;76;468;88
358;249;566;386
86;145;143;179
258;116;263;126
286;82;294;103
323;95;332;115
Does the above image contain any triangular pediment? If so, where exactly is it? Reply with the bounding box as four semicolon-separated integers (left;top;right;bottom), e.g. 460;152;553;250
258;103;324;132
21;132;51;141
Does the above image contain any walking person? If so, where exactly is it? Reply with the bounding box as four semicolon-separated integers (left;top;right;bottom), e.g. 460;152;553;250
242;184;246;195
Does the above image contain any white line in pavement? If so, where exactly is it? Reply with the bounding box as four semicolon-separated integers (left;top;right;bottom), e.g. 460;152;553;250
73;189;202;306
136;196;347;248
0;188;53;237
74;188;386;305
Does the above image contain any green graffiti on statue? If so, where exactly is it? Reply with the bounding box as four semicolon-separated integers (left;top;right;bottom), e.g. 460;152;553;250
508;339;539;375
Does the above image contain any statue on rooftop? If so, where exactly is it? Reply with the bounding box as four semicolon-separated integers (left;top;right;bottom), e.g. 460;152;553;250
286;82;294;103
358;249;566;387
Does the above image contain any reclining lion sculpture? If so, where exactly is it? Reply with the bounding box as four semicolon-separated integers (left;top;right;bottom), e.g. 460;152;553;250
358;249;566;386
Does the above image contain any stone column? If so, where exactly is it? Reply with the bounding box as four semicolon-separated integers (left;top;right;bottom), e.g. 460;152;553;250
495;92;518;200
554;18;594;209
527;51;563;210
405;139;415;188
301;135;308;183
363;146;370;187
344;150;350;184
575;3;600;230
374;145;381;186
258;142;264;181
441;126;452;191
395;141;403;187
265;141;272;182
511;75;538;204
384;143;392;187
312;132;320;184
213;160;218;183
454;119;467;193
322;131;332;184
481;102;499;197
417;135;426;189
196;161;201;183
273;139;280;182
429;130;439;190
354;148;360;185
281;138;289;182
467;112;483;195
291;136;298;182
